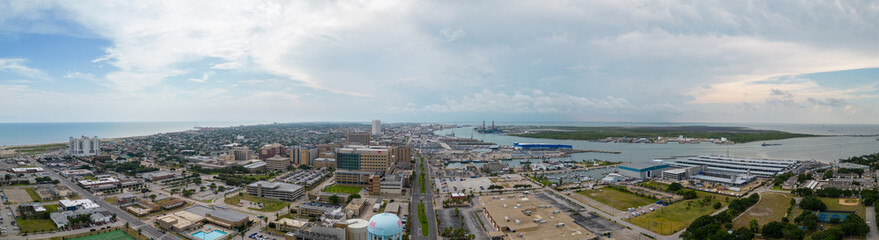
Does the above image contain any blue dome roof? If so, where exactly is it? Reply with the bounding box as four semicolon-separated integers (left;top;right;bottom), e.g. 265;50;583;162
367;213;403;236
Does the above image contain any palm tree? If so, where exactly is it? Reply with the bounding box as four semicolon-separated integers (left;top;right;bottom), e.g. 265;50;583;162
137;228;142;240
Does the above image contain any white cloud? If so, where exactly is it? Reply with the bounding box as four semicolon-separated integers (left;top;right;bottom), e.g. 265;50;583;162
0;58;50;81
440;27;466;42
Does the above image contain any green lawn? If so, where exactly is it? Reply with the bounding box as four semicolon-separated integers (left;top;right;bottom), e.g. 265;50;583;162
629;197;730;235
323;185;362;195
25;187;41;201
16;217;58;233
417;202;428;236
820;197;866;219
577;187;655;211
639;181;671;191
732;192;793;229
45;204;58;213
70;230;136;240
224;194;289;212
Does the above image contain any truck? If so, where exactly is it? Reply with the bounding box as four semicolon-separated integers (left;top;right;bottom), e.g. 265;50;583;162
373;203;382;212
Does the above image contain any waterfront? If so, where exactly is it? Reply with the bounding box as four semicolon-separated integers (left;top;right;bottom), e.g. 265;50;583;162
435;123;879;163
0;121;262;146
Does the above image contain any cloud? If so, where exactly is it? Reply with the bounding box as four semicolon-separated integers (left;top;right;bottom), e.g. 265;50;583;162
0;58;50;81
440;27;466;42
187;72;211;83
397;89;680;115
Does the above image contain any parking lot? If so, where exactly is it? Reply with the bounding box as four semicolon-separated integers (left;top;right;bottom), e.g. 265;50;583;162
282;170;328;187
4;188;33;203
435;176;494;193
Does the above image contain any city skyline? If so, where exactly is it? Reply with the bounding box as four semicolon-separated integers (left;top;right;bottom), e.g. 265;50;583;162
1;1;878;124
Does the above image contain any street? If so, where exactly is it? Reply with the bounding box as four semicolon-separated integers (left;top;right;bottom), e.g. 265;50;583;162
410;154;438;240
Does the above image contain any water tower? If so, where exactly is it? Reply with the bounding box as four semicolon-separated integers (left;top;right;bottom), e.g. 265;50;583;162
367;213;403;240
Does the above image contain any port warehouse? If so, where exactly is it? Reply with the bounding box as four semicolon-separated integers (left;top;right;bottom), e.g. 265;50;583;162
512;142;573;150
668;155;800;177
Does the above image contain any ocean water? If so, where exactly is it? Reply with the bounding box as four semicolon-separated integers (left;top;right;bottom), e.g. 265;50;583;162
436;123;879;163
0;121;261;146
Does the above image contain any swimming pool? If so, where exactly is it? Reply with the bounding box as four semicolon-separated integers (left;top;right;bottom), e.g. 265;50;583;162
192;230;227;240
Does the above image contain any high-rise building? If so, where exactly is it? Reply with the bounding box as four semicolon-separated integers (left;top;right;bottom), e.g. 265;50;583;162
335;146;395;172
347;132;371;145
258;143;288;160
68;136;101;157
371;120;381;135
229;147;252;161
291;146;318;166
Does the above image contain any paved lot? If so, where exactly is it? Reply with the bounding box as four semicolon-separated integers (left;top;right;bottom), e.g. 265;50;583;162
4;188;33;203
435;177;493;194
532;191;623;236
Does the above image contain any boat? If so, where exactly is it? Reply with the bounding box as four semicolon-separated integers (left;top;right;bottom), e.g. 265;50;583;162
761;143;782;147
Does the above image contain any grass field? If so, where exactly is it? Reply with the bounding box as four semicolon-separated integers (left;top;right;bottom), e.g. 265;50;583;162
639;181;671;192
629;196;730;235
26;187;42;201
71;230;136;240
821;197;866;218
323;185;362;195
16;217;58;233
577;187;655;211
224;194;289;212
732;192;792;229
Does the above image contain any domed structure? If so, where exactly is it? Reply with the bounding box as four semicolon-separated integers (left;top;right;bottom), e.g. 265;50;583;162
367;213;403;240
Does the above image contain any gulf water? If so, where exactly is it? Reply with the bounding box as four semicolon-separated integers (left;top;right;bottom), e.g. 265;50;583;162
0;121;261;146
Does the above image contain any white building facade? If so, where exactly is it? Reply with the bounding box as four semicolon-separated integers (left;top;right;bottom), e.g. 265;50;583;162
68;136;101;157
372;120;382;135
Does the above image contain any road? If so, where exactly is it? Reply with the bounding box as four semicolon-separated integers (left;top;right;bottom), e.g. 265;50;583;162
42;166;178;240
867;206;878;240
410;154;438;240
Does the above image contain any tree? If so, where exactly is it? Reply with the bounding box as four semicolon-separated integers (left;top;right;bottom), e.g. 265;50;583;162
138;228;142;240
781;223;804;240
713;202;722;209
328;195;340;205
761;221;785;238
823;170;834;179
667;182;683;192
749;219;759;233
799;196;827;211
683;190;698;200
731;228;754;240
149;194;157;201
268;222;276;229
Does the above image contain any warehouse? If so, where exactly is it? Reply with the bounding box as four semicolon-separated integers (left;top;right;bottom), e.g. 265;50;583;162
618;162;670;179
670;155;799;177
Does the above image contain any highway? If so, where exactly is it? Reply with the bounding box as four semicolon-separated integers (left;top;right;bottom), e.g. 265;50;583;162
410;154;438;240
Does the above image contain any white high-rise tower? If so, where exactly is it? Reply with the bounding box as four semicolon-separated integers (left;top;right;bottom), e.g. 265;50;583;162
371;119;381;135
68;136;101;157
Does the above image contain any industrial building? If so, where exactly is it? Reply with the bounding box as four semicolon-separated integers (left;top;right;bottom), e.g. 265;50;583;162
618;162;670;179
661;166;707;180
670;155;800;177
246;181;305;201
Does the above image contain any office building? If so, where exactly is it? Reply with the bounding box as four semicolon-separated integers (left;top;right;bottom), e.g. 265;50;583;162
372;120;382;135
68;136;101;157
259;143;288;160
335;170;381;194
246;181;305;201
347;132;371;145
229;147;252;161
670;155;800;177
266;155;291;171
292;146;318;166
336;145;394;172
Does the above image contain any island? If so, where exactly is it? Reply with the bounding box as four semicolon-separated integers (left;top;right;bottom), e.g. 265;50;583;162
509;126;817;144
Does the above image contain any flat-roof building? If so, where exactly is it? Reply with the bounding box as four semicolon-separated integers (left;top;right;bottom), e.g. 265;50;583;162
246;181;304;201
670;155;799;177
266;155;291;171
619;162;670;179
479;195;597;240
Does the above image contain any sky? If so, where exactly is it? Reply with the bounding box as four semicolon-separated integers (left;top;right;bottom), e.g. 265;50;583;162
1;1;878;124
